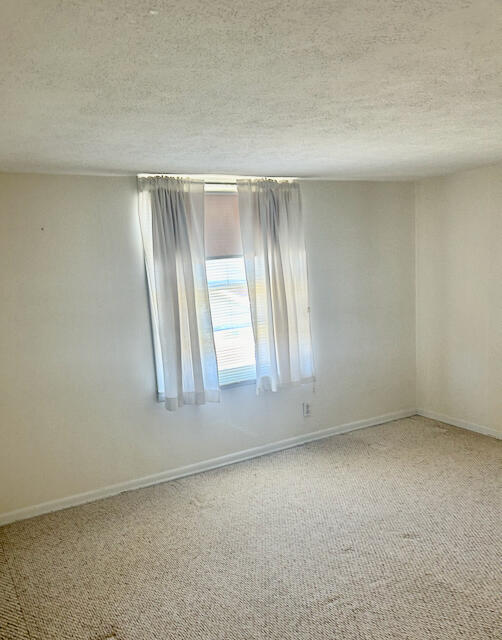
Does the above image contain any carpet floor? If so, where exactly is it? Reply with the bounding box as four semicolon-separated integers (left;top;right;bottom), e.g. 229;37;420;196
0;416;500;640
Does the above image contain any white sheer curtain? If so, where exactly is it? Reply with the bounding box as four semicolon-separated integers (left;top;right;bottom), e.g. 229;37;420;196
237;179;314;392
138;176;220;410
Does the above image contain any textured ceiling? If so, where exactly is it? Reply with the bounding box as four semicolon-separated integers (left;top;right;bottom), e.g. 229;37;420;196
1;0;501;179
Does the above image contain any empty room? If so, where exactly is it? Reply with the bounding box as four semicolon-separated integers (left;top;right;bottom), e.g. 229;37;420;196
0;2;501;639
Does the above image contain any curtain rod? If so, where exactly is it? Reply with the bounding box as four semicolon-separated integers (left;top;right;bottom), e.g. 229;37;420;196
137;173;298;183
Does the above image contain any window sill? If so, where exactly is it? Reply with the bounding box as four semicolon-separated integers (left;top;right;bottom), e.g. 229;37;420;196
220;379;256;390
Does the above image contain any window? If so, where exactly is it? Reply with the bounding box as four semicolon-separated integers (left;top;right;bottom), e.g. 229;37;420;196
205;188;256;386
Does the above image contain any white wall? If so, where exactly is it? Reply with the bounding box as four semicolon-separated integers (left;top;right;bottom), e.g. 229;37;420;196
416;163;502;436
0;174;416;516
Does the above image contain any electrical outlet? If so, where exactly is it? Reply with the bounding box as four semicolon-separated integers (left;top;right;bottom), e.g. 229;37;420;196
303;402;312;417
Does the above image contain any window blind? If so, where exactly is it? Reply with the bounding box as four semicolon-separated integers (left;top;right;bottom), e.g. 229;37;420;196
204;191;256;386
206;256;256;386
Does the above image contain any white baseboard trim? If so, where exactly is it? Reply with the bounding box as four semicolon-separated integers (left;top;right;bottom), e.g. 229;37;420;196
0;408;416;527
416;409;501;440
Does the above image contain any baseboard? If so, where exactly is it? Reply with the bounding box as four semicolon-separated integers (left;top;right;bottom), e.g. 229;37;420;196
416;409;501;440
0;408;415;527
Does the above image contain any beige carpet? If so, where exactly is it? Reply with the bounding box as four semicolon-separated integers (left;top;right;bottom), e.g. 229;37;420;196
1;416;501;640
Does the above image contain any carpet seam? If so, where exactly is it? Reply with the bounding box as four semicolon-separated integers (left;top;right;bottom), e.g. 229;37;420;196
0;535;36;640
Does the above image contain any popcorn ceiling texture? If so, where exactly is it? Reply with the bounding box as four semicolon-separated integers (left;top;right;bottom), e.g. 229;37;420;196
0;416;500;639
1;0;501;178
